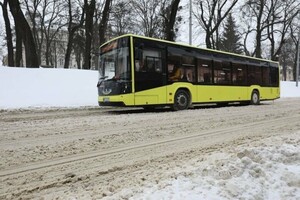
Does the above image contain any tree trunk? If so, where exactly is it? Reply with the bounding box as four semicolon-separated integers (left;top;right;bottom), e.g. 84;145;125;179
99;0;111;45
255;29;262;58
15;28;23;67
1;0;14;66
64;30;75;69
165;0;180;41
206;33;212;49
254;0;264;58
293;40;299;81
45;41;51;66
8;0;39;68
282;64;287;81
83;0;96;70
64;0;85;69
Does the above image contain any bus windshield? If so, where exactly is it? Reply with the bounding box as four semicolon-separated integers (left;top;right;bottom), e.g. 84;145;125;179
98;37;132;96
99;39;130;81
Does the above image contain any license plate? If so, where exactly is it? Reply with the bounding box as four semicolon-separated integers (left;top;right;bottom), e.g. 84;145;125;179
103;97;110;102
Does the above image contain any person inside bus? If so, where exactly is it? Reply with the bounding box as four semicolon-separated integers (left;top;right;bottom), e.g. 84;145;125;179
186;70;194;82
135;59;143;71
169;65;182;81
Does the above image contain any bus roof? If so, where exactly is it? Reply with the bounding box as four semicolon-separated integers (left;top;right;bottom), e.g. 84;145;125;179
101;34;278;65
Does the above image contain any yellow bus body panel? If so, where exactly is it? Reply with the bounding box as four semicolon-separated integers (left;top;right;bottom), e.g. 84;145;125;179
98;93;135;106
256;87;280;100
196;86;247;102
98;85;280;106
134;87;167;105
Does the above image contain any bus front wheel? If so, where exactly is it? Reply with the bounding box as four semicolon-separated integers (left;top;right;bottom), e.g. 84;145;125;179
251;90;260;105
172;89;190;111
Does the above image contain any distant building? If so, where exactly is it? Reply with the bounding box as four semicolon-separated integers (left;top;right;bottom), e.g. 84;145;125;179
3;29;82;69
281;65;294;81
38;29;81;69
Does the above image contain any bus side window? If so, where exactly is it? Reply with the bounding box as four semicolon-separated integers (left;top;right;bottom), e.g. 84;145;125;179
145;56;162;73
262;66;270;86
168;63;182;81
270;66;279;86
214;61;231;84
232;63;247;85
136;49;162;72
248;65;262;85
197;58;212;84
185;67;195;82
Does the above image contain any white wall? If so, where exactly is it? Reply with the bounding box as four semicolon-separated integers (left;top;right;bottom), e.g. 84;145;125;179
0;67;99;109
280;81;300;98
0;66;300;109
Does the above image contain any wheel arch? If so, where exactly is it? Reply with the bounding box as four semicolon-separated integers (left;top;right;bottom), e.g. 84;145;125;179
249;86;260;100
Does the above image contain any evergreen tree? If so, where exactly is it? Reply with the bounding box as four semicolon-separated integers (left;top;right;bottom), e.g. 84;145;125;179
219;13;243;54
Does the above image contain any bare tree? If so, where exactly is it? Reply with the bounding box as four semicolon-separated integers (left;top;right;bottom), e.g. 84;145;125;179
266;0;299;61
290;14;300;81
73;30;85;69
99;0;112;45
161;0;181;41
109;1;134;36
82;0;95;70
129;0;162;38
242;0;299;60
23;0;42;65
42;0;65;67
8;0;39;67
242;0;265;58
24;0;65;67
0;0;14;66
64;0;85;69
194;0;238;49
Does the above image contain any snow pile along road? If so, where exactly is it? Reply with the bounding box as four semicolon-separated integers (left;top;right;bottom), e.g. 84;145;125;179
1;66;300;109
125;133;300;200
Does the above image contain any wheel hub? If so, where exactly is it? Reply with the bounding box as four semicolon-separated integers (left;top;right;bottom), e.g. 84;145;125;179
177;94;187;106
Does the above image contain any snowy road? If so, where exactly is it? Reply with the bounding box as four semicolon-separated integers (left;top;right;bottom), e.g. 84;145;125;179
0;98;300;199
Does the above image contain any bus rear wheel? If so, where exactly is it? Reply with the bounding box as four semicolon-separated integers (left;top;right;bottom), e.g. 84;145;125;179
251;90;260;105
172;89;190;111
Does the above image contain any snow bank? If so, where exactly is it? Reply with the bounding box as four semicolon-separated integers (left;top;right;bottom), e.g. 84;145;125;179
114;133;300;200
0;66;99;109
0;66;300;109
280;81;300;97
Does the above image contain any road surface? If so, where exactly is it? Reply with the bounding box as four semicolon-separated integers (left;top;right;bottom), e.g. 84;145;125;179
0;98;299;199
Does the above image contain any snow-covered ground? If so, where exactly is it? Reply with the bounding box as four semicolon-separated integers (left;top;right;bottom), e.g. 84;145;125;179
0;66;299;200
0;66;300;109
126;132;300;200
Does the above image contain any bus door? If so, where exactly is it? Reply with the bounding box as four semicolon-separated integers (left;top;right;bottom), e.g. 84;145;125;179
134;43;167;106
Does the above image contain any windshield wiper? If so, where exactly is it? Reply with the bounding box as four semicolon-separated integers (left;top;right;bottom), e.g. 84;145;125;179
99;76;108;80
97;76;108;87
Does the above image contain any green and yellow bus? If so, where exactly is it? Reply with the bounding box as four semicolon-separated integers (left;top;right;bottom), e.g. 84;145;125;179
97;34;280;110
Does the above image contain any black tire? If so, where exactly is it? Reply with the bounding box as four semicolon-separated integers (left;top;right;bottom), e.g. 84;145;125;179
172;89;190;111
251;90;260;105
